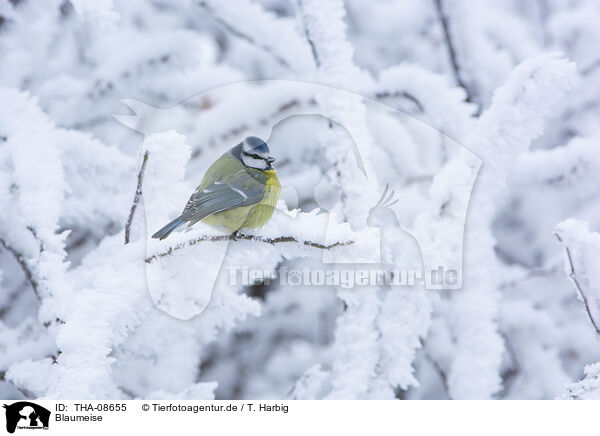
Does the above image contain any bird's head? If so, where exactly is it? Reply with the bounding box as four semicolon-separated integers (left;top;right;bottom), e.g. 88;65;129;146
240;136;275;170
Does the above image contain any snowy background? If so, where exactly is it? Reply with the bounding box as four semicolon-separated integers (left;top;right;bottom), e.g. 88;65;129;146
1;0;600;400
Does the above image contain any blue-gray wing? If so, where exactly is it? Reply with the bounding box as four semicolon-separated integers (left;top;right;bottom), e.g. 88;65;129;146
181;170;266;224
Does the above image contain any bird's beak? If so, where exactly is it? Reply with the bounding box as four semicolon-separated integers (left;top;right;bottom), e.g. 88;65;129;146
267;157;275;164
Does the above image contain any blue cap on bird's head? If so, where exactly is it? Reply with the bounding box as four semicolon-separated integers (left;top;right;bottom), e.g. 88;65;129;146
240;136;275;169
242;136;270;155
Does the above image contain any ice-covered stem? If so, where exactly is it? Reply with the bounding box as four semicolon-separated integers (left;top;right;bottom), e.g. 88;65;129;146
0;238;40;301
145;232;354;264
554;220;600;335
124;150;150;244
432;0;476;107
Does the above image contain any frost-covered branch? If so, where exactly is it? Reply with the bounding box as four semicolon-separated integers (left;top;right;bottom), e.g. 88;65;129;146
441;54;576;399
198;1;290;68
555;220;600;335
555;234;599;333
373;90;424;112
432;0;476;106
423;350;449;396
373;64;475;140
498;264;560;290
145;232;354;264
499;332;521;395
295;0;321;68
197;0;315;71
124;151;150;244
0;238;40;301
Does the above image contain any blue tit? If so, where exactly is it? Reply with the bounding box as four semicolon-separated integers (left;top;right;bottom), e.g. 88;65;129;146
152;136;281;240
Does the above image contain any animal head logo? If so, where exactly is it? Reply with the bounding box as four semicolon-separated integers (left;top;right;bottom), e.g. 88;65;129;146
3;402;50;433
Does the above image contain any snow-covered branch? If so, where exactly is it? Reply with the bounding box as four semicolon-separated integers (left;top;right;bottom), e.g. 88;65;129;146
124;151;150;245
145;232;354;264
197;0;313;71
555;220;600;335
199;1;291;68
0;238;40;301
432;0;476;107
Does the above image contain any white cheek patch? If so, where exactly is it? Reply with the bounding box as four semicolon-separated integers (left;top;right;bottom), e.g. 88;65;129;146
242;154;268;169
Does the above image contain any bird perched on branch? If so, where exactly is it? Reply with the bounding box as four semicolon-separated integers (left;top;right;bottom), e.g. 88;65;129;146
152;136;281;240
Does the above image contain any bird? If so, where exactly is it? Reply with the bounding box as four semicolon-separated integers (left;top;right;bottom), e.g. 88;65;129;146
152;136;281;240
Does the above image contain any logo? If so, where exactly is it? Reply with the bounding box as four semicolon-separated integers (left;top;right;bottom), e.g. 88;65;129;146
3;402;50;433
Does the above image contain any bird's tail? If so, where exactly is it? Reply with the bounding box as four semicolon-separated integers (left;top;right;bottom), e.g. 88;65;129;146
152;216;185;240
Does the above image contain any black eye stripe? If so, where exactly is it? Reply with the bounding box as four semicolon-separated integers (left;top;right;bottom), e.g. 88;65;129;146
244;152;266;160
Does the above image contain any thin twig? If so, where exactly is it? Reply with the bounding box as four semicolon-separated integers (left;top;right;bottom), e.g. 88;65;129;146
0;284;20;318
125;150;150;244
500;332;521;396
0;230;66;328
198;1;291;69
119;386;137;399
419;338;448;397
498;264;560;290
555;232;600;335
0;238;40;301
373;90;425;112
432;0;477;107
581;59;600;76
425;352;449;396
145;232;353;263
296;0;320;68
